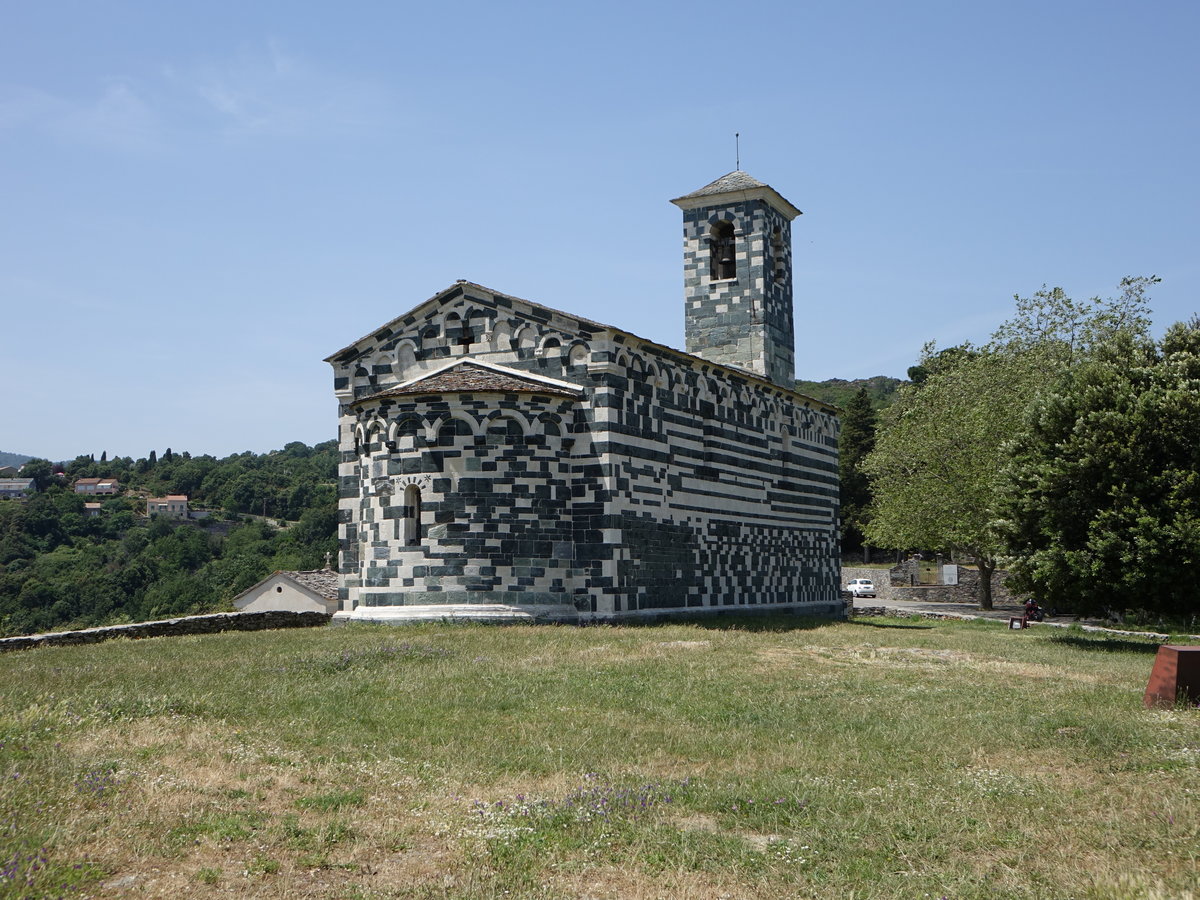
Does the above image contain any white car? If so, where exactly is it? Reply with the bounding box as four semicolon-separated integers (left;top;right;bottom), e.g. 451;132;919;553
846;578;876;598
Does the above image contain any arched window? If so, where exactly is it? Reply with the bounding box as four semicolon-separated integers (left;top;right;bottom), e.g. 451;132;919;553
709;221;736;280
402;484;421;547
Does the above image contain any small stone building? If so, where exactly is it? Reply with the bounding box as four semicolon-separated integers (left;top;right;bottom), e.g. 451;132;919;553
232;569;339;615
326;171;841;623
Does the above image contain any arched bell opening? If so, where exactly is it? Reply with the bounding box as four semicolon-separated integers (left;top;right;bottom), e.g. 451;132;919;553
708;220;736;280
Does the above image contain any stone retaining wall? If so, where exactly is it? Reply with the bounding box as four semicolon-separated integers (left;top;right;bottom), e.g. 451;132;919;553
0;610;331;653
842;566;1025;605
841;567;900;600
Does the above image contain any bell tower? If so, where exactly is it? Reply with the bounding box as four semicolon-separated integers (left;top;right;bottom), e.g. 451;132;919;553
670;171;802;389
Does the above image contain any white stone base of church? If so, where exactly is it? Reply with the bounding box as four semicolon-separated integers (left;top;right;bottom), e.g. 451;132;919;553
331;603;580;625
332;599;846;626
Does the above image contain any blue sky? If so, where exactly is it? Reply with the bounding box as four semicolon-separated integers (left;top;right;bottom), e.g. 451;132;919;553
3;1;1197;461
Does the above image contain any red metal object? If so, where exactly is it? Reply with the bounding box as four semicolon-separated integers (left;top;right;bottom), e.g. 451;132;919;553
1143;645;1200;708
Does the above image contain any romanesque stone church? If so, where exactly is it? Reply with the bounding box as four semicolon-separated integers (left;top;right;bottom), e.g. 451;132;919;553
325;171;841;623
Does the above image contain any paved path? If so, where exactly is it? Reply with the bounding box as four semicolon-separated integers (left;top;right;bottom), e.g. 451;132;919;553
851;597;1200;642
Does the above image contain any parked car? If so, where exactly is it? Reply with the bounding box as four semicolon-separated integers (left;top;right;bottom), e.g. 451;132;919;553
846;578;876;598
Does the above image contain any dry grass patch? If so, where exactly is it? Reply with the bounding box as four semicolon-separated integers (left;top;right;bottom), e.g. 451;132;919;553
759;642;1111;685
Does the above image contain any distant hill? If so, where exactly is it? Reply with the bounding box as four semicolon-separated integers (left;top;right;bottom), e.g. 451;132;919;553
0;451;33;469
794;376;904;411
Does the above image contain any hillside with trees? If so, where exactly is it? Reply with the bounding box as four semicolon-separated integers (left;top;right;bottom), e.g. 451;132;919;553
794;375;903;410
0;441;338;636
0;450;32;469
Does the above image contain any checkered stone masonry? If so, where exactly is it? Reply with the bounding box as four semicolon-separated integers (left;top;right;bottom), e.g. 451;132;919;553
328;172;839;623
675;175;798;390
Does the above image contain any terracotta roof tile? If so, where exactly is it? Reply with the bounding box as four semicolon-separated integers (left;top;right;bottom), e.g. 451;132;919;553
364;362;582;400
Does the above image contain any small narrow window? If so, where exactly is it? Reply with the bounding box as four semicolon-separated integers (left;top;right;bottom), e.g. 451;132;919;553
709;221;736;280
402;484;422;546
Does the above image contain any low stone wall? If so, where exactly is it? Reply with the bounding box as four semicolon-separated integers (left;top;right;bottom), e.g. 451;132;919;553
843;565;1025;606
0;610;331;653
841;567;900;600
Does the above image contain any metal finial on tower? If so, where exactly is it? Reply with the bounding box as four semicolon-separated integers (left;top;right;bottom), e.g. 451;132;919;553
735;132;740;170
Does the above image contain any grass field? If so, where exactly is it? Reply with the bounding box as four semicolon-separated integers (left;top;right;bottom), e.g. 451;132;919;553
1;616;1197;898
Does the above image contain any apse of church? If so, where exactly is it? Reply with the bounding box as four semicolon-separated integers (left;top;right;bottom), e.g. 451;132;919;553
325;171;841;623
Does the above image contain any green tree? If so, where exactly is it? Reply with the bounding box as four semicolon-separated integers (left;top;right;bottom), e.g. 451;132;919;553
838;387;877;553
20;458;54;492
1000;321;1200;618
864;348;1041;608
864;277;1156;610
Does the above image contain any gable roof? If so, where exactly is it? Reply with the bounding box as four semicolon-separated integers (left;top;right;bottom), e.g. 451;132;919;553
325;281;836;413
355;359;584;404
231;568;339;609
324;281;609;365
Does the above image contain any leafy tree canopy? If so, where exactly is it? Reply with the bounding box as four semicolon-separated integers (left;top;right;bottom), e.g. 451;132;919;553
1000;319;1200;617
795;376;903;410
863;277;1157;609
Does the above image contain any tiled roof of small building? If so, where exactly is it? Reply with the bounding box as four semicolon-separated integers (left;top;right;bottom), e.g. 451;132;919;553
285;569;339;600
362;362;583;401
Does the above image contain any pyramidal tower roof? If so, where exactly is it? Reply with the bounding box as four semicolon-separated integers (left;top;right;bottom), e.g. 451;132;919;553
670;170;802;220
